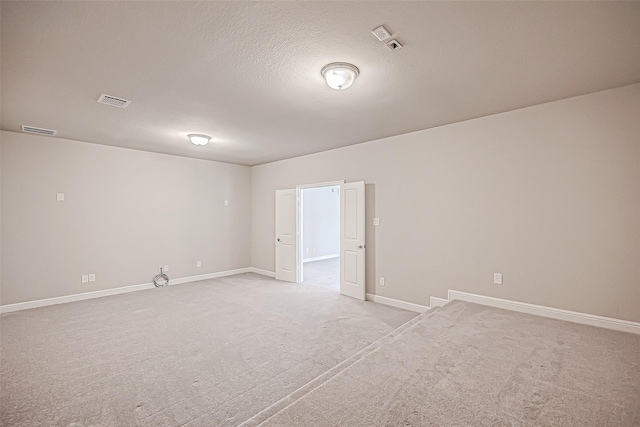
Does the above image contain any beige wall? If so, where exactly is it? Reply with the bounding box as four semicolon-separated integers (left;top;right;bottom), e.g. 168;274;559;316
2;84;638;322
252;84;640;322
0;131;251;305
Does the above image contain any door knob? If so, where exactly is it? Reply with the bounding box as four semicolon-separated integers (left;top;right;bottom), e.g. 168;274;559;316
357;245;364;249
277;238;281;242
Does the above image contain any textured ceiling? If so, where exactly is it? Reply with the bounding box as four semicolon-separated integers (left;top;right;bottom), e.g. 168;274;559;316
2;2;640;166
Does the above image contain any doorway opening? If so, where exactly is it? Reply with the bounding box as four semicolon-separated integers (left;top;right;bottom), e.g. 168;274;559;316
276;180;365;300
299;185;340;291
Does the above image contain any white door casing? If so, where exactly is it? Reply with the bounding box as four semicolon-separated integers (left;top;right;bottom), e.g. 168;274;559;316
275;189;297;282
340;181;366;300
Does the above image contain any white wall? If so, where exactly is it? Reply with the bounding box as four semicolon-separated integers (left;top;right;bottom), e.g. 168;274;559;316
0;131;251;305
251;84;640;322
302;186;339;261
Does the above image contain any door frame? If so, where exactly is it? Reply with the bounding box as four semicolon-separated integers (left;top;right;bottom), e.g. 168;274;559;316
295;180;345;283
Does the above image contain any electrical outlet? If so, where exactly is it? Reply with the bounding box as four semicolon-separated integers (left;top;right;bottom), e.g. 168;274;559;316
196;261;202;268
373;218;380;226
380;277;385;286
88;274;96;282
493;273;503;285
82;275;89;283
163;265;169;273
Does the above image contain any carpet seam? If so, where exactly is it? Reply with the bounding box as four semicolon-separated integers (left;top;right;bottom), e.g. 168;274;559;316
238;306;441;427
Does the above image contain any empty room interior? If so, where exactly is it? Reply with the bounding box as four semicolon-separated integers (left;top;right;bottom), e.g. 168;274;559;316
1;2;640;426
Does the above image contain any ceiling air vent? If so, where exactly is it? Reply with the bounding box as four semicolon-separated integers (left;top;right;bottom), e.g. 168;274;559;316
372;25;392;42
386;39;403;51
21;125;57;136
97;93;131;108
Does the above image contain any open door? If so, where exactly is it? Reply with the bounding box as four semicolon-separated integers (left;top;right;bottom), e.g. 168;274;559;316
340;181;365;300
275;189;297;282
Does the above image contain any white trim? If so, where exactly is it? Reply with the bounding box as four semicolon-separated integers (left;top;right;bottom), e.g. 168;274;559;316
366;293;429;313
296;180;345;190
430;296;448;308
448;290;640;335
0;283;155;314
0;268;251;314
167;268;251;285
248;267;276;278
303;254;340;263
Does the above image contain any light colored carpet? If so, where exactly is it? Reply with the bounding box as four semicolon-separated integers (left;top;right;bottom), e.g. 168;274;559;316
256;300;640;427
0;273;417;427
302;257;339;291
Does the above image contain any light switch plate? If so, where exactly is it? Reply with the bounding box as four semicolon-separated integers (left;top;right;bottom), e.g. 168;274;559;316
82;275;89;283
56;193;65;201
373;218;380;226
493;273;503;285
224;200;229;206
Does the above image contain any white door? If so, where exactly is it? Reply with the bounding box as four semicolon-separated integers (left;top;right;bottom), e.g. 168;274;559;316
340;181;365;300
275;189;297;282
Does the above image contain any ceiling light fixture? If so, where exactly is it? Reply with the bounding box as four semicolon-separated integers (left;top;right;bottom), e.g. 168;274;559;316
321;63;359;90
188;134;211;146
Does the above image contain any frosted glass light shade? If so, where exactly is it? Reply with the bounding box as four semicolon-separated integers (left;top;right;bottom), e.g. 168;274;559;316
321;63;360;90
188;134;211;146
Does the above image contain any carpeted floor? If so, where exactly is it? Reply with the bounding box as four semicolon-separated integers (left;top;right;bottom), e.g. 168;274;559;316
0;273;416;426
3;276;639;427
302;257;339;291
254;300;640;427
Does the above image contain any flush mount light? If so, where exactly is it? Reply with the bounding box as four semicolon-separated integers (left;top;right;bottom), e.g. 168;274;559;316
321;63;359;90
188;134;211;146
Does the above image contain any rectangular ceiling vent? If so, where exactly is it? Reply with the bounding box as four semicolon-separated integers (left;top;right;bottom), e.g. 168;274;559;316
21;125;57;136
97;93;131;108
372;25;391;42
386;39;403;51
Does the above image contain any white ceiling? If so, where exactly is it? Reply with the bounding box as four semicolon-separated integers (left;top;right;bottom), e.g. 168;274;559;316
2;2;639;166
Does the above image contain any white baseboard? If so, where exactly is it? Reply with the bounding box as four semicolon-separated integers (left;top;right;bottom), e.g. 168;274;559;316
303;254;340;263
0;283;157;314
248;267;276;278
0;268;252;314
366;293;429;314
430;296;448;308
169;268;251;285
448;290;640;335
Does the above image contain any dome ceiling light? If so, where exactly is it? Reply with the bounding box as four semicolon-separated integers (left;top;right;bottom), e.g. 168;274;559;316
321;63;360;91
188;134;211;146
